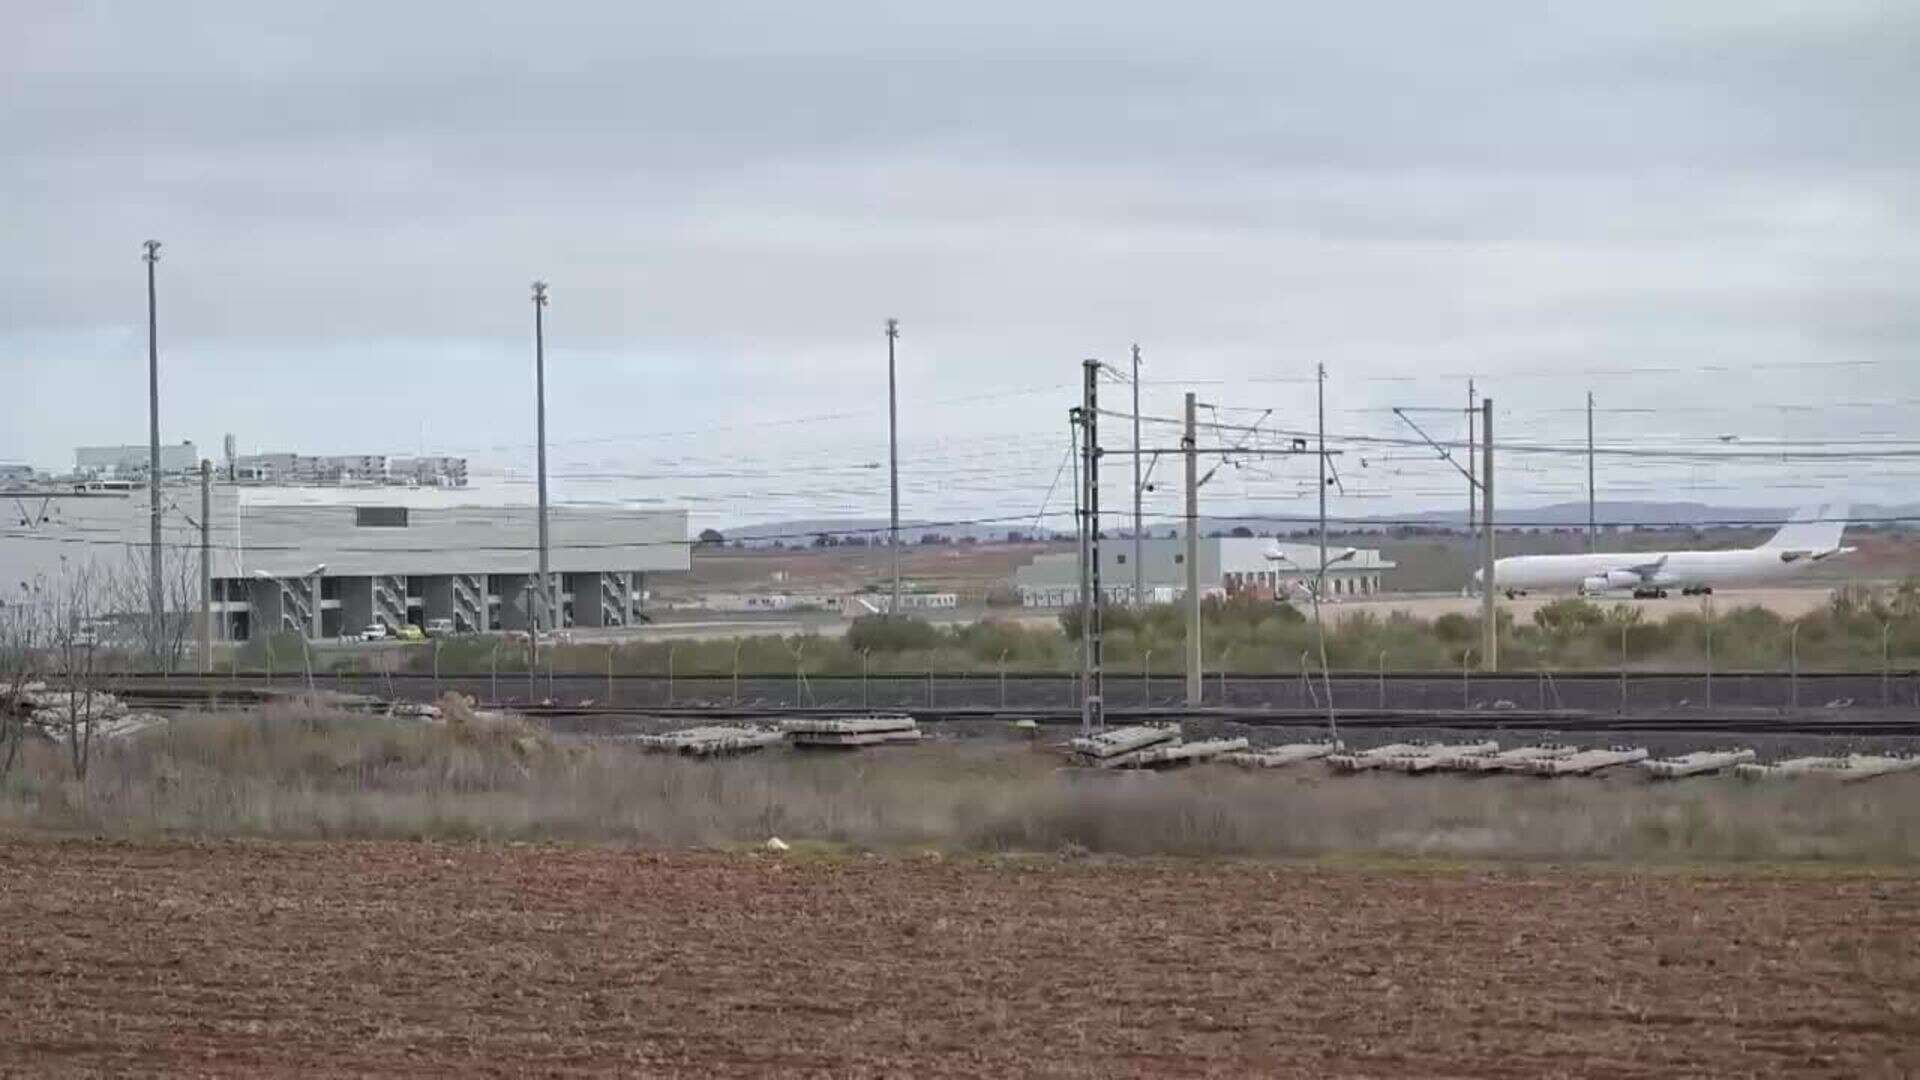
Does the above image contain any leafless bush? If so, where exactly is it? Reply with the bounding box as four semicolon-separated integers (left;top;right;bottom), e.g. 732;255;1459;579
2;707;1915;862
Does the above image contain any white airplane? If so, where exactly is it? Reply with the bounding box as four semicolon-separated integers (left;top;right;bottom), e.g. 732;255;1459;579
1474;503;1855;599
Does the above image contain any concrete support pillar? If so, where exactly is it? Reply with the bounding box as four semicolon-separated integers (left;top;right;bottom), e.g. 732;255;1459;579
339;577;374;638
496;573;532;630
423;575;455;625
250;579;283;640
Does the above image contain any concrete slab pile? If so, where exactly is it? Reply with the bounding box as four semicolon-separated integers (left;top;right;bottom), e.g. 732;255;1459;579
1123;737;1251;768
1222;741;1342;769
780;714;922;747
0;682;166;742
633;726;785;757
1735;754;1920;783
1326;743;1424;773
1461;744;1577;773
1066;725;1249;769
1527;745;1650;776
1640;748;1757;780
1380;741;1500;774
1066;725;1179;768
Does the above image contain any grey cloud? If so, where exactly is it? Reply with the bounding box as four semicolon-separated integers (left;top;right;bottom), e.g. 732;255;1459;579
2;1;1915;516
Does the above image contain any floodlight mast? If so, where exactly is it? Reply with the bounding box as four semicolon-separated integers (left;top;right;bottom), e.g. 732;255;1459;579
532;281;551;657
143;239;163;664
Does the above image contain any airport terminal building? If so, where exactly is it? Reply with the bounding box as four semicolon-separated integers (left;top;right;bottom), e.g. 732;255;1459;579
1;477;687;640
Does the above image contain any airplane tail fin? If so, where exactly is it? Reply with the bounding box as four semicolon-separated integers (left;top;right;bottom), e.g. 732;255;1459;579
1761;502;1848;552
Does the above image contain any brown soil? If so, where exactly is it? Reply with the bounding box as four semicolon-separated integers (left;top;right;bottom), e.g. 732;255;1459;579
1;838;1915;1077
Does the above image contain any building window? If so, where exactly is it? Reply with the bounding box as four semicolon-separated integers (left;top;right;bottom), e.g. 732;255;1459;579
355;506;408;528
1116;554;1126;565
1174;554;1184;564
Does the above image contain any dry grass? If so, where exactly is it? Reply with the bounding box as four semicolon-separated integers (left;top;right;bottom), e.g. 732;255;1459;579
3;703;1918;862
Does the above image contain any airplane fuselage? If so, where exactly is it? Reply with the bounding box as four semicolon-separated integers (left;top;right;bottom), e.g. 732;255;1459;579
1491;546;1842;596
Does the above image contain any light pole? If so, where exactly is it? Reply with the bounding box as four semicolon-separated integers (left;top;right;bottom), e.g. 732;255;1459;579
143;239;164;664
886;318;901;616
252;563;324;641
531;282;552;649
1131;343;1144;608
1316;363;1328;608
1271;546;1354;735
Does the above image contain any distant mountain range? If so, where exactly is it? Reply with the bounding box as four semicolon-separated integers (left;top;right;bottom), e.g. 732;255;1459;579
718;501;1917;546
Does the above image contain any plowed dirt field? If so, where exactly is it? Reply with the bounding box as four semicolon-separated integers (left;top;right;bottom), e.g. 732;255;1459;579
1;837;1915;1076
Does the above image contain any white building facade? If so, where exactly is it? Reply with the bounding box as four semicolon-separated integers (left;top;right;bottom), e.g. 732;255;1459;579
1012;537;1393;607
0;480;687;640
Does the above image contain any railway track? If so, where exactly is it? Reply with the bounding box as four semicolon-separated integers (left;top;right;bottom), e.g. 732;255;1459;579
92;674;1920;738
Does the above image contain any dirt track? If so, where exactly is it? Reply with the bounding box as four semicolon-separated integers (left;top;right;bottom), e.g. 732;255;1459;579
1;838;1915;1076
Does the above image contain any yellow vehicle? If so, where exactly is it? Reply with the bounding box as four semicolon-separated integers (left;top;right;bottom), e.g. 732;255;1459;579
396;624;426;642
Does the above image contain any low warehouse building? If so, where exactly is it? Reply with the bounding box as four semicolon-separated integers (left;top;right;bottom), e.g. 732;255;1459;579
1;477;686;640
1012;537;1392;607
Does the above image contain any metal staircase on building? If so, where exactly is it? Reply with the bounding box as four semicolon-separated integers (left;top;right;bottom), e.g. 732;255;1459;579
273;576;315;637
451;574;485;633
599;573;628;628
373;574;408;631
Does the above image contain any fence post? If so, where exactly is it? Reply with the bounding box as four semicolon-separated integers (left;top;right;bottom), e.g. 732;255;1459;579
1882;622;1891;708
861;649;870;709
1378;650;1387;710
432;639;442;700
1789;623;1800;710
1142;649;1152;709
732;641;742;706
1619;623;1628;713
1218;667;1226;705
926;669;934;708
489;643;498;705
606;645;614;705
1704;621;1713;710
998;651;1007;710
1461;649;1472;710
667;645;675;706
793;642;805;707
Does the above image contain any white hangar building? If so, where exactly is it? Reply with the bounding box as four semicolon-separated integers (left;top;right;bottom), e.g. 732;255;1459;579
1;480;687;640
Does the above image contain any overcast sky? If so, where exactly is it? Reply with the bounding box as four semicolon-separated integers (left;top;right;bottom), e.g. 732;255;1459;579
4;2;1916;529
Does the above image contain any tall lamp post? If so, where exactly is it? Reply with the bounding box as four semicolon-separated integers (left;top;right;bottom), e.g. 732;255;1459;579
532;281;552;646
886;318;901;615
143;239;164;663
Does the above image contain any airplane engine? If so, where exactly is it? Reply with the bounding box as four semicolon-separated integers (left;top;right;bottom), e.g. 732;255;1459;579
1580;570;1643;594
